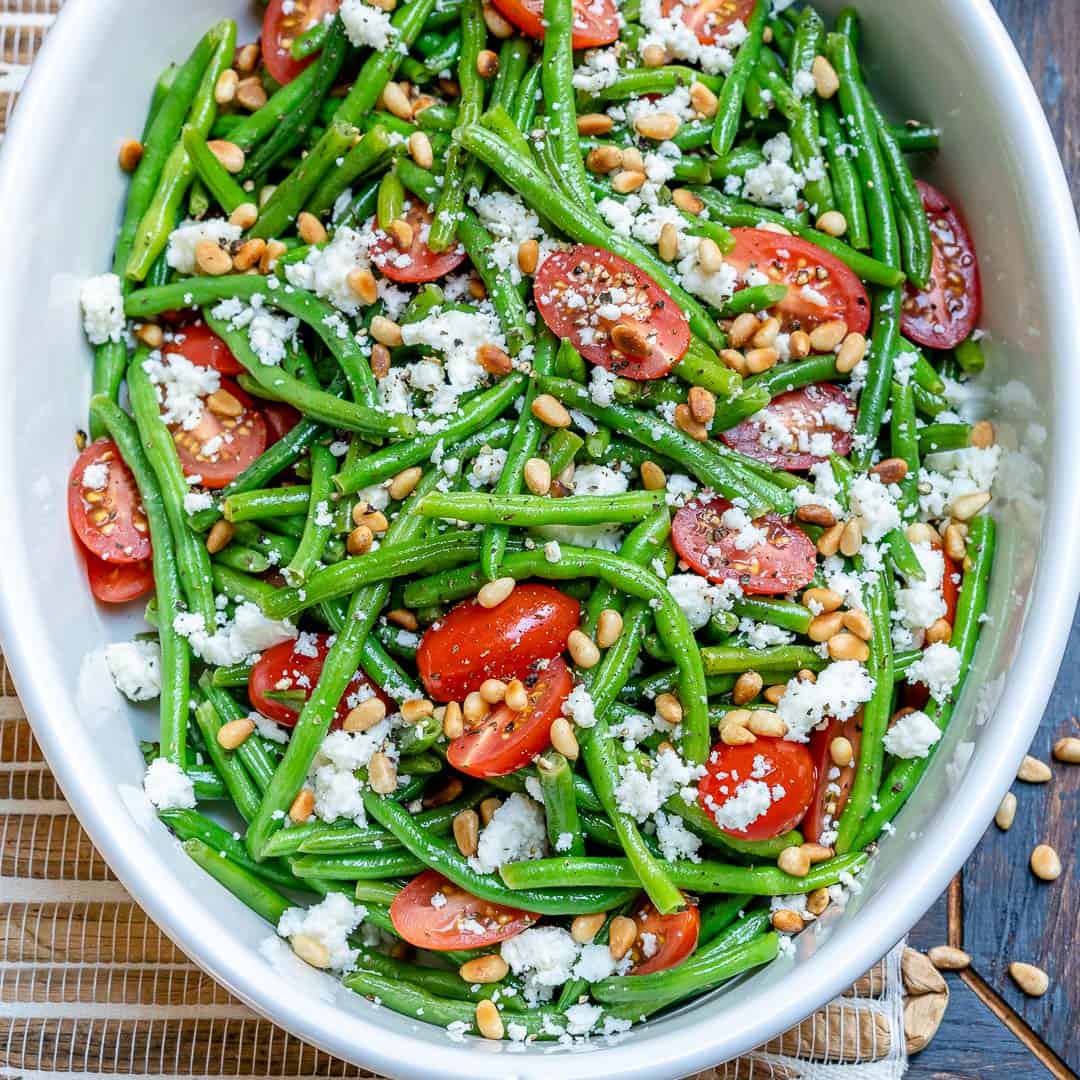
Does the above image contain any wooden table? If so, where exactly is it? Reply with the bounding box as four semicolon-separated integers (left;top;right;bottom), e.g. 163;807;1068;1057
906;5;1079;1076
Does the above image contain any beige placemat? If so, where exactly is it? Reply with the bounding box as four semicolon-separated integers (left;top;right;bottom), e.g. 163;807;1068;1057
0;6;945;1075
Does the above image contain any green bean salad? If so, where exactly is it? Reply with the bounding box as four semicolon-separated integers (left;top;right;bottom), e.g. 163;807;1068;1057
72;0;998;1047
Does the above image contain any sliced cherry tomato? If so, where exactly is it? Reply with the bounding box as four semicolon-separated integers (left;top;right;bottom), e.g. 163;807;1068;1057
261;401;303;445
67;440;151;565
672;495;816;595
368;203;468;284
627;897;700;976
164;322;243;376
261;0;341;86
417;584;580;702
534;245;690;380
724;228;870;334
801;715;861;844
662;0;754;45
490;0;618;48
720;383;855;471
390;870;538;951
170;378;267;489
248;634;395;728
447;657;573;778
698;737;816;840
901;181;981;349
85;552;154;604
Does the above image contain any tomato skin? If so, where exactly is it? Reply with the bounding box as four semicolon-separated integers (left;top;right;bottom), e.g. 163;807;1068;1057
661;0;754;45
489;0;618;47
261;401;303;445
628;898;700;976
248;635;395;728
447;657;573;778
68;440;151;565
85;552;154;604
170;378;267;489
719;383;855;471
368;204;468;283
417;584;581;702
901;181;981;349
390;870;538;951
801;715;861;844
534;246;690;380
698;737;817;840
261;0;340;85
164;322;242;376
672;495;817;596
724;229;871;334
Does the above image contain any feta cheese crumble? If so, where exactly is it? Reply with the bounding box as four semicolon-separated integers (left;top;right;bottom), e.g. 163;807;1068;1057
143;757;196;810
105;640;162;702
883;709;942;759
80;273;126;344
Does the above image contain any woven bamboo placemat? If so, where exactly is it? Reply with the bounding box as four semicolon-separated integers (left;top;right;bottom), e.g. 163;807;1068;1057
0;5;947;1075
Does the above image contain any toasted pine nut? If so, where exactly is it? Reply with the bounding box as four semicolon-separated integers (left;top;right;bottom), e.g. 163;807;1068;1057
609;915;637;960
816;522;844;557
481;0;514;35
655;692;683;726
842;609;873;641
388;466;421;501
928;945;971;971
812;54;840;98
733;670;763;705
134;322;165;349
297;211;327;245
550;716;579;760
951;491;991;521
478;576;515;608
259;238;286;273
217;717;255;749
778;845;811;877
611;320;652;359
723;708;751;728
674;403;709;441
727;313;758;348
802;842;834;865
1017;754;1051;783
803;586;843;613
808;611;844;642
1009;961;1049;997
1053;735;1080;763
531;393;572;428
830;736;854;768
523;457;551;495
206;519;234;555
744;346;779;374
232;237;266;272
836;332;867;373
797;669;817;683
571;912;606;944
388;217;414;252
642;43;668;67
829;631;869;662
207;388;243;418
195;240;232;276
503;679;528;712
995;790;1016;830
971;419;995;448
368;751;397;794
479;679;507;705
291;933;330;968
353;505;390;533
815;209;847;236
479;795;501;825
761;684;784;705
771;908;805;933
664;188;700;218
597;608;624;649
809;319;847;352
380;80;413;120
752;316;781;349
577;112;614;136
719;349;747;375
475;999;504;1039
635;112;681;140
568;629;601;669
943;522;968;562
208;139;245;174
235;43;260;75
658;221;679;262
748;711;786;738
688;386;716;425
345;697;387;733
459;953;508;983
905;522;940;546
587;145;624;174
215;68;239;105
612;169;646;194
388;608;419;632
926;618;952;644
840;516;863;557
872;457;909;484
509;242;536;282
118;138;144;173
758;221;792;236
690;80;719;117
476;48;499;78
806;887;831;916
236;76;268;110
789;329;811;359
289;788;315;822
401;698;434;724
640;460;667;490
794;503;836;528
721;722;756;746
441;700;464;740
477;343;513;375
1031;844;1062;881
453;808;480;856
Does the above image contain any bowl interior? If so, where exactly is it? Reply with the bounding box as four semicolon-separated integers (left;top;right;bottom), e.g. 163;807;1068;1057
0;1;1077;1077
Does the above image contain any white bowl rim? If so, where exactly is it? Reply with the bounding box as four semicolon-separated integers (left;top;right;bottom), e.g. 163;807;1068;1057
0;0;1078;1077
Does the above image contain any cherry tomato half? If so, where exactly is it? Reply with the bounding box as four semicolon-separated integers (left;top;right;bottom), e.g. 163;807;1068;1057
490;0;618;48
170;378;267;489
248;634;395;728
261;401;303;446
447;657;573;778
698;737;816;841
627;897;700;976
534;245;690;380
661;0;754;45
801;715;861;845
724;229;870;334
67;440;151;565
164;322;243;376
901;181;981;349
368;203;468;284
85;552;155;604
417;584;580;702
261;0;340;86
719;383;855;471
672;495;816;595
390;870;538;951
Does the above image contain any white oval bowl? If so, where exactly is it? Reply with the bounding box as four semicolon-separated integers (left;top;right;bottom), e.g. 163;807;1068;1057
0;1;1077;1076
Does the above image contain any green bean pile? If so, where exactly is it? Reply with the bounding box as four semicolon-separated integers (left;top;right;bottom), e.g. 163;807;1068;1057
74;0;1000;1048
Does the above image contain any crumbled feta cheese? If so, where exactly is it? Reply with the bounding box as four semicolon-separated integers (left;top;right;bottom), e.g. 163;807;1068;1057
340;0;397;49
883;709;941;759
143;757;196;810
183;490;214;515
589;365;617;407
894;542;947;633
211;294;299;367
501;927;579;1003
707;778;775;832
172;602;296;666
105;640;162;702
283;226;371;316
615;747;705;820
469;793;548;874
572;47;620;92
80;272;126;344
166;219;242;275
637;0;746;75
562;683;597;728
141;349;220;431
666;573;741;629
849;474;901;542
777;660;876;742
654;808;702;861
278;893;367;971
906;642;962;702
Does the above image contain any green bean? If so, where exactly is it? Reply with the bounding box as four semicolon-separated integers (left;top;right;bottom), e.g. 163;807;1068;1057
181;124;247;213
376;170;405;231
193;699;263;821
126;21;237;281
583;66;722;106
851;287;902;470
225;66;324;152
229;521;300;564
291;19;330;59
719;284;789;319
419;490;666;527
90;396;190;765
890;122;939;153
542;429;585;478
819;97;870;251
183;838;293;923
698;895;747;944
142;64;178;139
214;545;272;579
856;514;995;847
290;850;429;881
501;852;868;894
536;752;585;858
744;353;843;401
789;7;835;214
224;486;311;523
954;334;986;374
700;644;825;675
731;597;813;635
890;378;920;514
711;0;769;155
211;662;252;688
675;338;743;399
918;422;972;454
913;382;950;418
199;674;279;793
355;881;406;905
305;126;396;220
282;445;337;584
